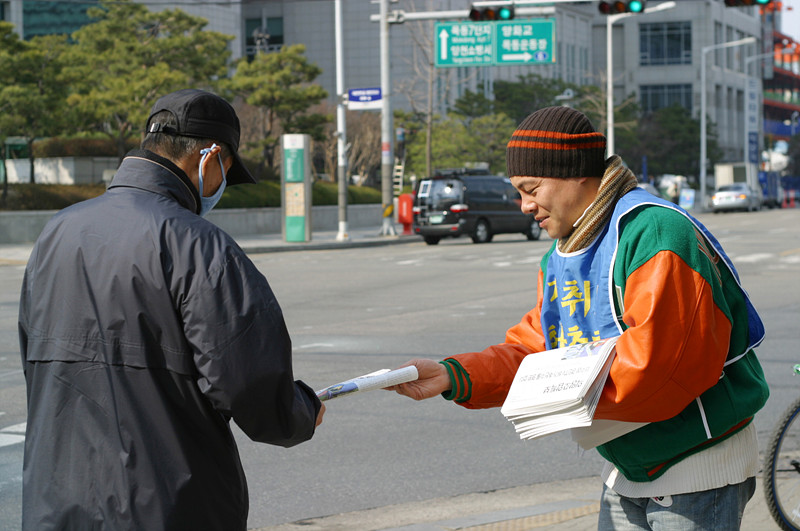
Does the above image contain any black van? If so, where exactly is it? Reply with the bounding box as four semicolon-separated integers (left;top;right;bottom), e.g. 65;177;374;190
412;169;541;245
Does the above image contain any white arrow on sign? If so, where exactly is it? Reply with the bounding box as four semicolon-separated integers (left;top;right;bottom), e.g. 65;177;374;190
439;28;449;61
501;51;533;62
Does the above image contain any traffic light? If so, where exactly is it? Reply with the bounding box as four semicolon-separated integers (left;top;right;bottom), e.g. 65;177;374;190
598;1;647;14
468;5;515;21
724;0;772;6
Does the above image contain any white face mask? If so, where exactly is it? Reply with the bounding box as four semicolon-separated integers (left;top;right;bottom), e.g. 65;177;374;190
197;144;227;217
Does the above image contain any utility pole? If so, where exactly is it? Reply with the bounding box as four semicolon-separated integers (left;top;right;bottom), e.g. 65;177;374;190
371;0;560;237
604;1;675;156
335;0;349;241
379;0;396;236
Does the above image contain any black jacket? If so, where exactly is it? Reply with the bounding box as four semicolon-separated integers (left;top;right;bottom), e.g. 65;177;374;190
18;150;321;530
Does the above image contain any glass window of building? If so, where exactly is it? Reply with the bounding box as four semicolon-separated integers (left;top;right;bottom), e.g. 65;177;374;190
245;16;283;58
23;0;95;40
640;21;691;66
640;84;692;113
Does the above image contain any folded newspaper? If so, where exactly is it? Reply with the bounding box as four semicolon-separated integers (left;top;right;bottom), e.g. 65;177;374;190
316;366;419;401
500;337;627;444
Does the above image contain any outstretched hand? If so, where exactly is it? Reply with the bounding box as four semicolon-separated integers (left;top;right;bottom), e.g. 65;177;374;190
386;359;451;401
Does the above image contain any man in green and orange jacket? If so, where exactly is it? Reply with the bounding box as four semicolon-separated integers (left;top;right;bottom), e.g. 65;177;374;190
391;106;768;530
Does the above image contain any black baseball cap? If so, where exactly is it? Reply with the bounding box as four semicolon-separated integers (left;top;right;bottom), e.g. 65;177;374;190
145;88;256;185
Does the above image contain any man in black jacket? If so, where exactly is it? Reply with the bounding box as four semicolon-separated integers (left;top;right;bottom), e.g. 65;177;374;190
18;89;324;530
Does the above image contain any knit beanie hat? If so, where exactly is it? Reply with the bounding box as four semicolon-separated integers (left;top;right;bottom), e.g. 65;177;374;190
506;106;607;179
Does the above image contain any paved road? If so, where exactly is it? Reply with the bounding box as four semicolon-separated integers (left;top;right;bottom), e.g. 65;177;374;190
0;207;798;530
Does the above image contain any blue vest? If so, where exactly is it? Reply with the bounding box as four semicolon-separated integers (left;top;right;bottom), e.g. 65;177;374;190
540;188;764;359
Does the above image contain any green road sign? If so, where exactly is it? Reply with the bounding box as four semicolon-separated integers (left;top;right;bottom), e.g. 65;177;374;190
496;19;555;65
435;21;494;67
435;19;555;68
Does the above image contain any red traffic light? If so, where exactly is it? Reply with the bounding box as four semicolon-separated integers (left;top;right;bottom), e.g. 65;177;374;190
468;4;515;21
598;0;648;14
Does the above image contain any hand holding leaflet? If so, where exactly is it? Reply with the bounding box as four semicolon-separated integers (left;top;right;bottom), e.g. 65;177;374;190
316;366;419;401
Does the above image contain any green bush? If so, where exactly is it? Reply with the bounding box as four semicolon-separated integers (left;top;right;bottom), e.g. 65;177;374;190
216;181;281;208
312;180;382;205
0;180;381;211
0;184;107;210
34;137;139;158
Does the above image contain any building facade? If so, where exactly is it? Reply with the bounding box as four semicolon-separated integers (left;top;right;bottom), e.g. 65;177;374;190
2;0;796;173
764;26;800;146
235;0;595;117
588;0;765;163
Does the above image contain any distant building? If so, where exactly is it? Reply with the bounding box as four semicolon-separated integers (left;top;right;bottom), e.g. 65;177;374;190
763;24;800;145
1;1;96;40
1;0;797;170
587;0;765;163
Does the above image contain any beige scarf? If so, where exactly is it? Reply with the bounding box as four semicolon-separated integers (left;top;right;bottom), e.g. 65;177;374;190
559;155;639;253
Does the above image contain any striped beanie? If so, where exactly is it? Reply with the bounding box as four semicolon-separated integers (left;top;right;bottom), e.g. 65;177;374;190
506;106;607;179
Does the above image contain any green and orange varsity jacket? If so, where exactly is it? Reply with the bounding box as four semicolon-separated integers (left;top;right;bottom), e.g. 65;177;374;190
441;189;768;482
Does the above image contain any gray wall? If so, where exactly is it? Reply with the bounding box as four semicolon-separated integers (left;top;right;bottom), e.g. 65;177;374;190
0;204;384;244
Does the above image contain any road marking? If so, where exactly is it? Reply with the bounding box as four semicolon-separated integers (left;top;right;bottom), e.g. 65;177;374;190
0;422;26;448
295;343;334;350
0;369;23;381
733;253;774;263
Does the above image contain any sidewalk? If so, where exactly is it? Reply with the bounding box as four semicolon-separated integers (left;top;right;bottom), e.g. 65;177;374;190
253;475;780;531
234;224;419;254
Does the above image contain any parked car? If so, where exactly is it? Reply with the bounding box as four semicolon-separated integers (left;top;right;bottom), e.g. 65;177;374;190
412;169;541;245
711;183;762;213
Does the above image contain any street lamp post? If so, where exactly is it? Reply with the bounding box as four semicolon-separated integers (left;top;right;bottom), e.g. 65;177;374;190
605;1;675;156
379;0;396;236
700;37;756;208
334;0;350;242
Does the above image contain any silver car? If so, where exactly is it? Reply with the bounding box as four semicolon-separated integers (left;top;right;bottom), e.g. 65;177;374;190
711;183;762;213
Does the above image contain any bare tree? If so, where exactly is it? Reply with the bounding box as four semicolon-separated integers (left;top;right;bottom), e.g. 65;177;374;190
316;107;381;186
577;69;638;138
395;0;476;177
346;110;382;185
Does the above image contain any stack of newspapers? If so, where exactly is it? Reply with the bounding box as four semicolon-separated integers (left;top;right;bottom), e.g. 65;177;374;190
500;337;644;448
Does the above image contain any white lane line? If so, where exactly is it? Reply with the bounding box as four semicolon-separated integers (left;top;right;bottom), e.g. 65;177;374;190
295;343;334;350
733;253;774;263
0;369;23;381
0;421;26;448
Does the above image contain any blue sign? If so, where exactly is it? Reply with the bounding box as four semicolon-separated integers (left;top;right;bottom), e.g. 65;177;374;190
348;87;382;110
748;132;759;164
